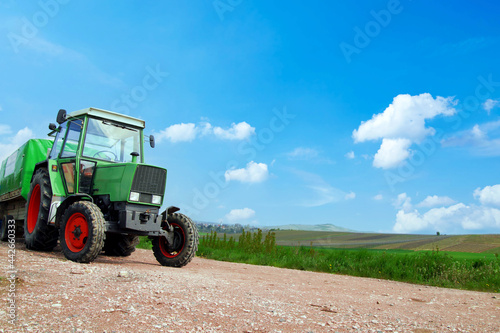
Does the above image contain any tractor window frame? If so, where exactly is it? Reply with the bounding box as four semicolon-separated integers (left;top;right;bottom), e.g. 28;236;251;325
60;118;84;159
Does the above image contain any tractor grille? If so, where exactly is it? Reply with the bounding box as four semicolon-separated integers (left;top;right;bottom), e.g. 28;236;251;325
131;165;166;196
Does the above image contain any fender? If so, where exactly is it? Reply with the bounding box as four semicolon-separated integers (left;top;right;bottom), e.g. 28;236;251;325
159;206;180;230
32;160;49;180
54;194;93;228
154;206;180;243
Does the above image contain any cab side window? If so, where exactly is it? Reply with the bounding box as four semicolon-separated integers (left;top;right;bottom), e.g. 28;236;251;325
60;119;83;158
49;122;67;159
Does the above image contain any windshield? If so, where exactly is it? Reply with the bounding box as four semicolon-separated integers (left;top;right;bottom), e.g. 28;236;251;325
82;118;141;162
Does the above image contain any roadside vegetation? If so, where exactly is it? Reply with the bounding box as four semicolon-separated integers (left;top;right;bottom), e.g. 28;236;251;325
199;230;499;293
138;230;500;292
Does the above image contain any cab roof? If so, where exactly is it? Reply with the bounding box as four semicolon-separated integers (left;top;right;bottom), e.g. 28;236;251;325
68;107;146;129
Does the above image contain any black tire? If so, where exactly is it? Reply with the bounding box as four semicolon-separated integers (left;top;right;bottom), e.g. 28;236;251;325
59;201;105;263
0;215;12;241
152;213;199;267
103;233;139;257
24;168;59;251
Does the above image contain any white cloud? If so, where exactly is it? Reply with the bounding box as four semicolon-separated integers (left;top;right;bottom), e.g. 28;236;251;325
287;147;319;160
353;93;457;143
225;208;256;222
213;122;255;140
345;151;355;159
483;99;499;114
286;147;334;164
474;184;500;207
373;138;412;169
291;169;350;207
393;188;500;233
303;184;343;207
0;124;11;135
393;193;412;212
373;194;383;201
417;195;456;208
394;204;500;234
441;120;500;156
199;122;213;136
345;191;356;200
29;37;79;58
157;123;197;143
17;37;124;88
225;161;269;183
0;127;34;162
353;93;457;168
157;121;255;143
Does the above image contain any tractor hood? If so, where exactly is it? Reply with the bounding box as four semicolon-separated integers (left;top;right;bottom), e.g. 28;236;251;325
92;163;166;206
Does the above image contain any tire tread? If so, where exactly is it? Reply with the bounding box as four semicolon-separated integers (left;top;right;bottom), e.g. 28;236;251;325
152;213;199;268
24;168;59;251
103;234;139;257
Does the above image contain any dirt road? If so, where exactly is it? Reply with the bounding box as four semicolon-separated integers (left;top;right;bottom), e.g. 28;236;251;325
0;242;498;332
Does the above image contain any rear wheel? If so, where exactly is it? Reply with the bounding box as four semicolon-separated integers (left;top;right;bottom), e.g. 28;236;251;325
103;233;139;257
60;201;105;263
0;215;13;241
152;213;198;267
24;168;59;251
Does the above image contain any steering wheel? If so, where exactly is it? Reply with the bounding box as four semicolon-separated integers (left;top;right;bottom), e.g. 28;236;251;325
93;150;118;161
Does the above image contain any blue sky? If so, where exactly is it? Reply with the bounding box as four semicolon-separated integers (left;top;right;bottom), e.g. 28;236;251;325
1;0;499;234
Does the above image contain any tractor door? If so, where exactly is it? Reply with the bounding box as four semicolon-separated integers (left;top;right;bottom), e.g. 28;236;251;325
56;118;84;195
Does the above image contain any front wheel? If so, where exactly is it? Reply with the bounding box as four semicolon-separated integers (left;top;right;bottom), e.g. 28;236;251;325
60;201;105;263
152;213;198;267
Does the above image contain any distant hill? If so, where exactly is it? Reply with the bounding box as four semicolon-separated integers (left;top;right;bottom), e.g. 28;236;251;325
195;222;353;233
267;224;354;232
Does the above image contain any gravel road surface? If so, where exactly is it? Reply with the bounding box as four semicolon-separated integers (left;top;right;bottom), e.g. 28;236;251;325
0;242;498;332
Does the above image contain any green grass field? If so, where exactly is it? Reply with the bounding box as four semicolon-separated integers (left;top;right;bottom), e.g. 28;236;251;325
269;230;500;254
137;230;500;292
306;246;499;260
199;229;500;254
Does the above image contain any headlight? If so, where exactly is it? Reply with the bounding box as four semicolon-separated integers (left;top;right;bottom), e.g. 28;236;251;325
129;191;140;201
152;195;162;204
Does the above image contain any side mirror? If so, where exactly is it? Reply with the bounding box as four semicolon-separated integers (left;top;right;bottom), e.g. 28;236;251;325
49;123;57;131
56;109;67;124
149;135;155;148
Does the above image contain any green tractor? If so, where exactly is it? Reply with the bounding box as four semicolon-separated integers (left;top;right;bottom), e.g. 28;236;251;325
0;107;198;267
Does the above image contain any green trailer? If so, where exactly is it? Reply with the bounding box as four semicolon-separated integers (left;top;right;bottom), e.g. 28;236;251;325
0;139;53;217
0;108;198;266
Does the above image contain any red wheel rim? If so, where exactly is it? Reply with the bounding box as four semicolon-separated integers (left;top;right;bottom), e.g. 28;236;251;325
159;223;185;258
27;184;41;234
65;213;89;253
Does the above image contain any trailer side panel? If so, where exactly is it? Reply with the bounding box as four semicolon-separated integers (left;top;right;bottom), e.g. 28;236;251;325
0;139;53;202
